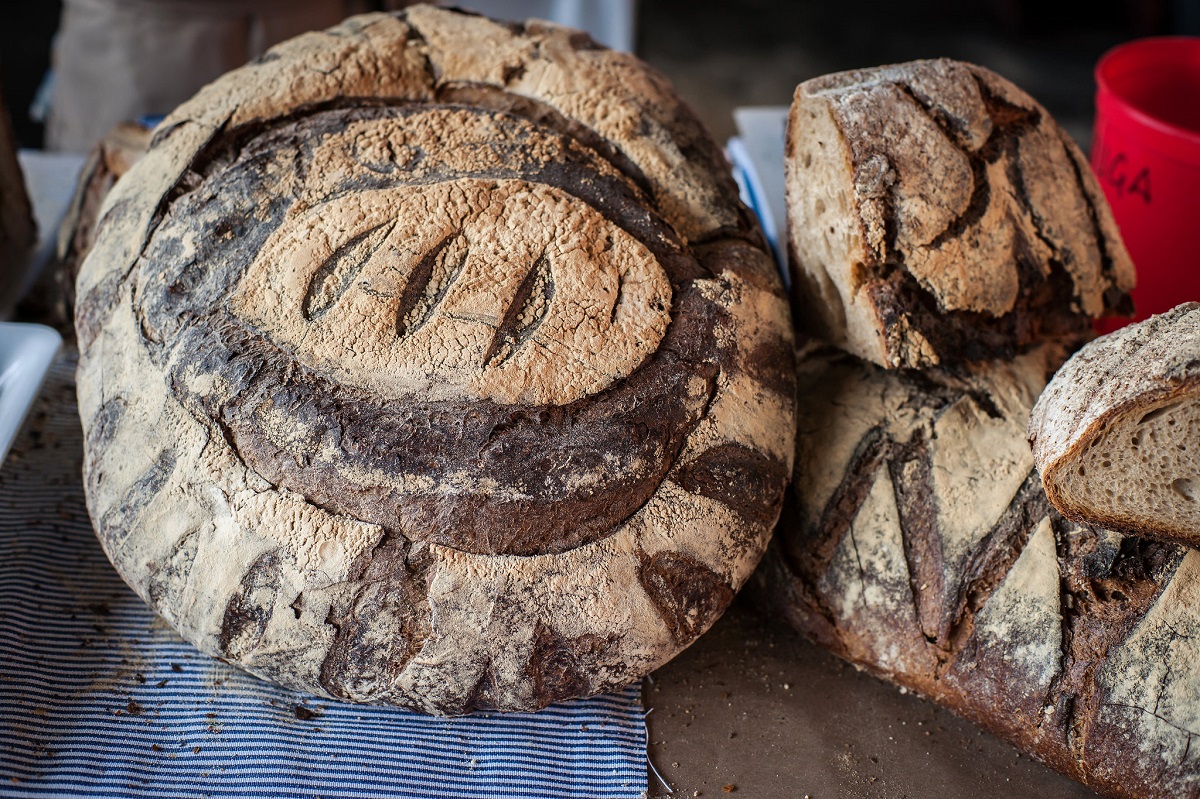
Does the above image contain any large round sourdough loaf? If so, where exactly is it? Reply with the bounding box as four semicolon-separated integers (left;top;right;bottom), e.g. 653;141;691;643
758;341;1200;799
74;7;796;713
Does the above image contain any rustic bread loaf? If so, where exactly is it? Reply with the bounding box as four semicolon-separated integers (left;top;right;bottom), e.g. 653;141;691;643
58;122;150;288
74;7;795;713
1030;303;1200;547
33;121;152;334
757;341;1200;799
784;58;1134;369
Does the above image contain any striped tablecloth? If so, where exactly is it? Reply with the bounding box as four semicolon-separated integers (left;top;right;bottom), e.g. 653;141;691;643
0;354;648;799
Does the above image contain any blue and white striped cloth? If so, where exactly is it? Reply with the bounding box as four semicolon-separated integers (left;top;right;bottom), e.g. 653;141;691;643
0;356;648;799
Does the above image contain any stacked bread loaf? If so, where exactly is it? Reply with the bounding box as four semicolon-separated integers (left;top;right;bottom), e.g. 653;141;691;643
761;59;1200;798
784;58;1133;369
75;7;795;713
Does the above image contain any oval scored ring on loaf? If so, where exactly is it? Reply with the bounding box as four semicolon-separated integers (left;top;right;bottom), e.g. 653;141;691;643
73;7;796;713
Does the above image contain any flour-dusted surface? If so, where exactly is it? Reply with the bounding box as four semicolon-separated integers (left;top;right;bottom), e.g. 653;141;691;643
757;341;1200;799
0;354;648;798
1030;302;1200;546
784;59;1134;369
74;8;795;713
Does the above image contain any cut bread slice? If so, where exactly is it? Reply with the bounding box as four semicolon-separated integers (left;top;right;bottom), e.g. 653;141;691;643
1029;302;1200;544
785;58;1134;369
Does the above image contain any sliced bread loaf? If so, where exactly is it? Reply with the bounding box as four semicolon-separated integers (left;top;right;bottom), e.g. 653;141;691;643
1030;302;1200;546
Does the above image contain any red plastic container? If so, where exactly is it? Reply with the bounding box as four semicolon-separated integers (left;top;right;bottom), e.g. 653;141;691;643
1092;37;1200;326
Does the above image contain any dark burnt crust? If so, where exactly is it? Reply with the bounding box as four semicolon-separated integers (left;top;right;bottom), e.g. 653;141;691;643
940;470;1050;651
767;462;1187;797
317;536;434;702
888;434;946;643
674;442;790;529
215;328;720;557
782;424;889;581
864;245;1096;369
525;622;620;709
1059;134;1134;317
219;549;283;659
930;520;1185;791
638;550;736;646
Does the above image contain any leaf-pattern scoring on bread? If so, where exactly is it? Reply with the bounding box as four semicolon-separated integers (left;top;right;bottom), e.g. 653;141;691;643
758;342;1200;798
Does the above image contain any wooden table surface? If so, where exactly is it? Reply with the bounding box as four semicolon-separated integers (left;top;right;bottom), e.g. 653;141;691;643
646;599;1100;798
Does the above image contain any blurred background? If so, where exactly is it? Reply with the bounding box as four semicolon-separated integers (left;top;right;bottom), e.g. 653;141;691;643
3;0;1198;154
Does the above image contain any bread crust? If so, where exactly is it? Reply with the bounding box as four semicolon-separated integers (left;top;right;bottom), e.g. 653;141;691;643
1029;302;1200;544
50;121;151;330
785;58;1134;369
58;122;150;275
759;341;1200;798
75;8;795;713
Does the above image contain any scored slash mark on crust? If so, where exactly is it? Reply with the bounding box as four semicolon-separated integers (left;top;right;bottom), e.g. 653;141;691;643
97;449;177;550
796;425;891;577
233;170;674;408
302;219;399;320
395;230;468;339
783;351;1055;657
483;250;555;367
899;75;1040;255
675;443;790;529
300;204;562;369
763;341;1200;796
638;550;735;645
219;549;282;660
527;622;614;708
85;396;127;468
318;536;432;702
147;529;201;608
887;434;947;643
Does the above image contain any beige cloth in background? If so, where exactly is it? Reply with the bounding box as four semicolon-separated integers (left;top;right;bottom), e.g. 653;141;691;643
47;0;370;152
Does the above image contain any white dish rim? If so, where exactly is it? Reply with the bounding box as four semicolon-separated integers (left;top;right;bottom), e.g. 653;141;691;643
0;322;63;468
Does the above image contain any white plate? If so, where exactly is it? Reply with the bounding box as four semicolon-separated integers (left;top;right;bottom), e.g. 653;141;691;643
0;322;62;466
